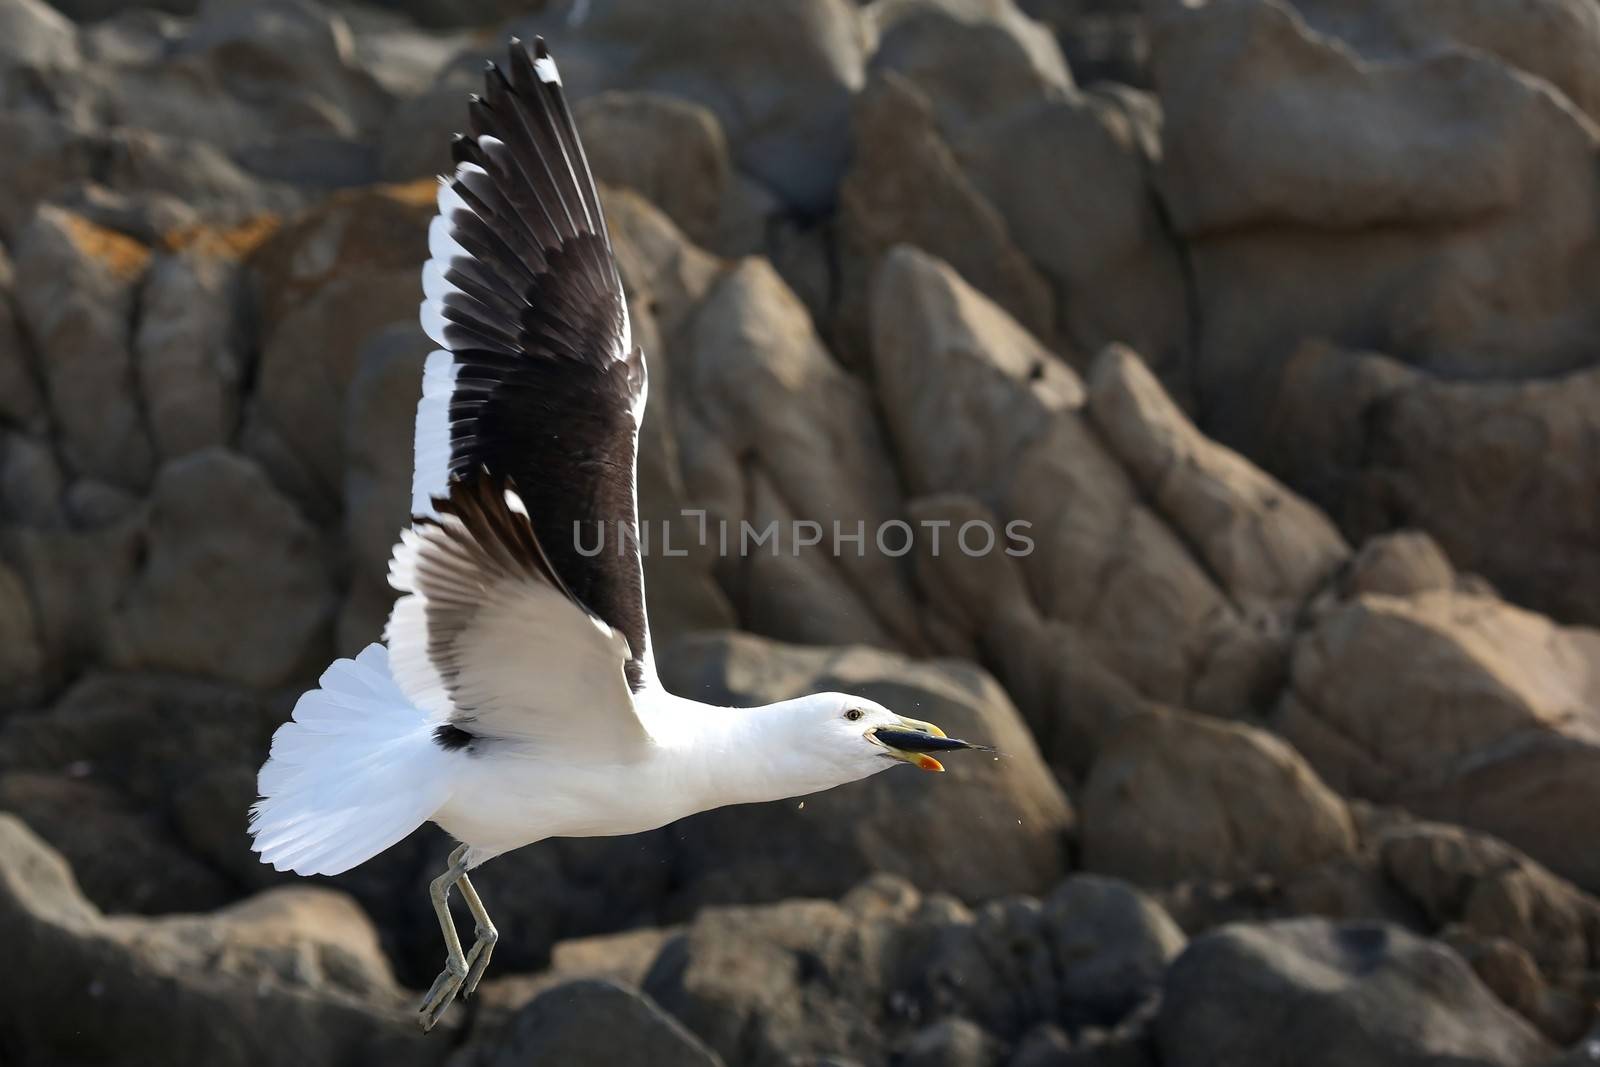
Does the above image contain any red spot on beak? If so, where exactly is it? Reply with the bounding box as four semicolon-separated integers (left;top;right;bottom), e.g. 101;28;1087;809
914;754;945;773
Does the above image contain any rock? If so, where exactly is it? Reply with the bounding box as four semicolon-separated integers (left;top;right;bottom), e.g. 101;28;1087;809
0;771;230;914
1290;0;1600;128
1277;586;1600;889
245;180;433;511
1158;919;1553;1067
659;632;1073;905
871;248;1279;719
135;247;245;461
1081;704;1357;887
899;1017;1002;1067
0;433;64;528
0;561;48;711
836;72;1055;360
1086;344;1348;611
0;241;45;434
513;0;868;213
962;90;1189;388
866;0;1074;130
1;514;143;686
576;91;732;247
0;814;444;1066
644;872;1179;1066
1269;340;1600;627
1336;529;1456;600
676;257;925;652
477;979;724;1067
1043;875;1186;1025
1152;0;1600;461
0;672;284;899
903;493;1151;780
12;205;154;489
106;449;335;689
1377;821;1600;984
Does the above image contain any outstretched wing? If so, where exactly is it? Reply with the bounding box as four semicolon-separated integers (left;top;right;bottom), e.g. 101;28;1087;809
408;36;652;698
386;477;644;755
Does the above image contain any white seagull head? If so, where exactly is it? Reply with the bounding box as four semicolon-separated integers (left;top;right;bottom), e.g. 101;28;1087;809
763;692;986;783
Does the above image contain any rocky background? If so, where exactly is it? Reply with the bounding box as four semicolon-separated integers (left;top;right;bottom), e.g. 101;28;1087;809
2;0;1599;1063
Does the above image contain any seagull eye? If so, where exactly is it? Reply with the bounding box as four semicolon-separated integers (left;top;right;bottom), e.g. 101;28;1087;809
844;708;864;722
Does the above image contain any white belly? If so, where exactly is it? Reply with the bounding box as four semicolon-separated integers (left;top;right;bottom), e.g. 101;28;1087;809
428;744;704;865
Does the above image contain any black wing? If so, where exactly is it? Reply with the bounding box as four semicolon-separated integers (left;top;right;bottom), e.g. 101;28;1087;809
411;37;651;691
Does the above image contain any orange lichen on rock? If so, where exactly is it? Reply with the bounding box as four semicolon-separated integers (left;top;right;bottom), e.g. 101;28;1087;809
60;213;151;282
161;215;282;259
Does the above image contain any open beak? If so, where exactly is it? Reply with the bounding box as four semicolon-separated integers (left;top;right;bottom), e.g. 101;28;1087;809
868;717;987;773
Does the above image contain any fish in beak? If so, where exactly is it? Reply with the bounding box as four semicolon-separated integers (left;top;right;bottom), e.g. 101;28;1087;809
868;716;988;772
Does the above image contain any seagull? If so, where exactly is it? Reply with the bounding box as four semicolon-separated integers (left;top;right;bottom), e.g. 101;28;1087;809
247;37;983;1030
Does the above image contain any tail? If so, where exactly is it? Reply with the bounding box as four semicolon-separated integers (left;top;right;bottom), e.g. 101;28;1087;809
249;643;454;876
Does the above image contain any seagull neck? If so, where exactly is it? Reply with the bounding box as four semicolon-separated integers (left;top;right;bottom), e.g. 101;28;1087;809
647;694;831;809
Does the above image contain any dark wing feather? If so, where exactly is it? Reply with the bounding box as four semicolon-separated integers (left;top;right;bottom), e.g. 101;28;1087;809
411;37;650;692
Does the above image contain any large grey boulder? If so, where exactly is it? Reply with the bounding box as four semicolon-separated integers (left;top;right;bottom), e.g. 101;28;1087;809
1152;0;1600;463
509;0;868;212
1278;584;1600;890
1268;339;1600;627
0;814;445;1067
1158;919;1553;1067
12;205;154;490
106;449;335;689
676;257;925;653
1081;704;1357;887
644;873;1179;1066
477;979;724;1067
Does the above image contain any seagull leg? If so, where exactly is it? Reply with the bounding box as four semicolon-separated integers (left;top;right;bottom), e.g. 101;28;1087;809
418;844;472;1031
456;870;498;998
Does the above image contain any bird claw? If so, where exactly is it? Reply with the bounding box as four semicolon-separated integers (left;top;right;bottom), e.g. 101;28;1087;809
417;958;467;1031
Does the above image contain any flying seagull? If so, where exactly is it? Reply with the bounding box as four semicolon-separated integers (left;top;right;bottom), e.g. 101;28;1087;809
247;37;982;1030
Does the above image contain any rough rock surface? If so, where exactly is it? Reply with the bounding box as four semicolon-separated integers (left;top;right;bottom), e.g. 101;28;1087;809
1278;584;1600;890
0;814;443;1067
1158;919;1553;1067
4;0;1599;1062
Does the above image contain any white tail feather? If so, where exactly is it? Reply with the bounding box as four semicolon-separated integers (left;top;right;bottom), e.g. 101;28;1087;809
250;643;454;876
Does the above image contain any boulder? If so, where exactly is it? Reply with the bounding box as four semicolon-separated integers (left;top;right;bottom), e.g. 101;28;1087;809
576;91;732;248
1080;704;1357;887
871;248;1279;718
1158;919;1553;1067
1269;340;1600;626
0;246;46;433
1277;586;1600;889
0;560;48;710
511;0;868;213
644;873;1180;1066
0;814;444;1067
134;247;245;461
475;979;724;1067
1152;0;1600;459
106;449;335;689
1377;821;1600;983
12;205;154;489
836;71;1054;360
0;672;284;900
1087;344;1348;611
865;0;1073;131
244;180;433;512
676;257;925;652
1043;875;1186;1025
0;771;231;915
